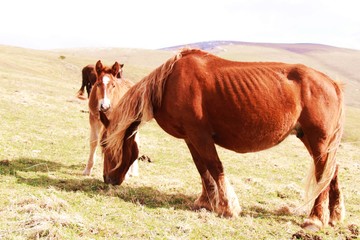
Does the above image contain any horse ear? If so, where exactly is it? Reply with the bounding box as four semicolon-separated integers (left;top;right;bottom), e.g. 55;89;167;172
112;62;120;77
116;64;124;79
99;111;110;128
95;60;103;76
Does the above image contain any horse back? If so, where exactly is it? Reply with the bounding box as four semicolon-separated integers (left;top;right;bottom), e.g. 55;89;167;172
82;65;96;84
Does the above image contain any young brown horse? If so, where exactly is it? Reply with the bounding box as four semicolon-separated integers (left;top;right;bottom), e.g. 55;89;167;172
77;64;124;100
83;60;139;177
101;49;345;231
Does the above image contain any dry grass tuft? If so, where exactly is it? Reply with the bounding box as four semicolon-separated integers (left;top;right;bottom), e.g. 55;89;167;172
1;193;84;239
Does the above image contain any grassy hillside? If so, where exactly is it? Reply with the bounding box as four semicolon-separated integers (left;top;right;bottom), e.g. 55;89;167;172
0;44;359;239
56;48;174;83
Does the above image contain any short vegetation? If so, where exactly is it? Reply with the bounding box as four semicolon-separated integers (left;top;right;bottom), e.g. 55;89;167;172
0;44;359;239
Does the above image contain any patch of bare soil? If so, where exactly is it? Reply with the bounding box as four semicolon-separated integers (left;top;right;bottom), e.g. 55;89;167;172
292;230;322;240
292;224;359;240
0;159;10;166
347;224;359;239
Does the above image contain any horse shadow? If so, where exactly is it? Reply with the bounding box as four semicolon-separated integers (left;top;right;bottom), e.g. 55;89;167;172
0;158;302;222
0;157;195;211
240;205;303;226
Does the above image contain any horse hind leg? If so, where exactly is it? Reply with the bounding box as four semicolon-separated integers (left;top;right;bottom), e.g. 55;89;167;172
297;121;344;230
328;164;345;226
76;86;86;100
302;163;345;230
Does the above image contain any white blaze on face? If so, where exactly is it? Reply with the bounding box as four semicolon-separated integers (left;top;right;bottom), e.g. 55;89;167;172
100;75;111;111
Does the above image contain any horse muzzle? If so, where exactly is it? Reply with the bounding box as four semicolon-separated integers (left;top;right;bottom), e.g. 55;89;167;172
99;98;111;112
100;103;110;112
103;174;121;185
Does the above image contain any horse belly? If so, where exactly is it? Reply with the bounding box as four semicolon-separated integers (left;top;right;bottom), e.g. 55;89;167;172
157;97;299;153
208;98;300;153
212;120;294;153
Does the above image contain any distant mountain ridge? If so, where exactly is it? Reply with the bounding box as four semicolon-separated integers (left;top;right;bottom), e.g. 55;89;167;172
160;40;347;54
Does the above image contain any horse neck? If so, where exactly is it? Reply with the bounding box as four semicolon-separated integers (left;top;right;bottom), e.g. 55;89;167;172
112;80;131;104
88;92;100;116
104;52;183;159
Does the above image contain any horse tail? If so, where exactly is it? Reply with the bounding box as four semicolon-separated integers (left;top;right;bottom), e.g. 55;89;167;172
103;51;183;162
303;81;345;209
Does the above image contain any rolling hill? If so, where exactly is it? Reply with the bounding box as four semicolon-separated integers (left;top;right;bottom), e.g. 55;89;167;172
1;41;360;107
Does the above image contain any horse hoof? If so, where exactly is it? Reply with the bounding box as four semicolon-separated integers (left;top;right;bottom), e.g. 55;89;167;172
230;197;242;217
218;206;241;218
82;169;91;176
301;218;323;232
193;198;213;212
218;210;238;218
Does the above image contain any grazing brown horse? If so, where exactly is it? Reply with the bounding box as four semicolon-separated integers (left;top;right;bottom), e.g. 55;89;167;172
101;49;345;231
77;64;124;99
83;60;139;177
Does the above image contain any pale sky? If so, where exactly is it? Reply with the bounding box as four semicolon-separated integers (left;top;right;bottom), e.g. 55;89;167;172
1;0;359;50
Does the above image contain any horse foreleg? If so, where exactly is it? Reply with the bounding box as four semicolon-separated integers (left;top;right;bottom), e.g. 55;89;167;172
127;159;139;177
185;139;241;217
185;140;218;211
195;170;218;212
125;133;140;178
212;174;240;218
83;117;101;176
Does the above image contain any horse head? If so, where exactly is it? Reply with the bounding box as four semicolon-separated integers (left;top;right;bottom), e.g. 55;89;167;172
100;114;140;185
90;60;124;113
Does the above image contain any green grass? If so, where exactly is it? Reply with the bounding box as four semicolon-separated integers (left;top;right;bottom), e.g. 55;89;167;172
344;106;360;146
0;45;359;239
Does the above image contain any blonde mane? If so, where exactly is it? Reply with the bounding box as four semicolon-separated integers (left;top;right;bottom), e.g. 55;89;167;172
103;50;186;164
111;78;134;107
